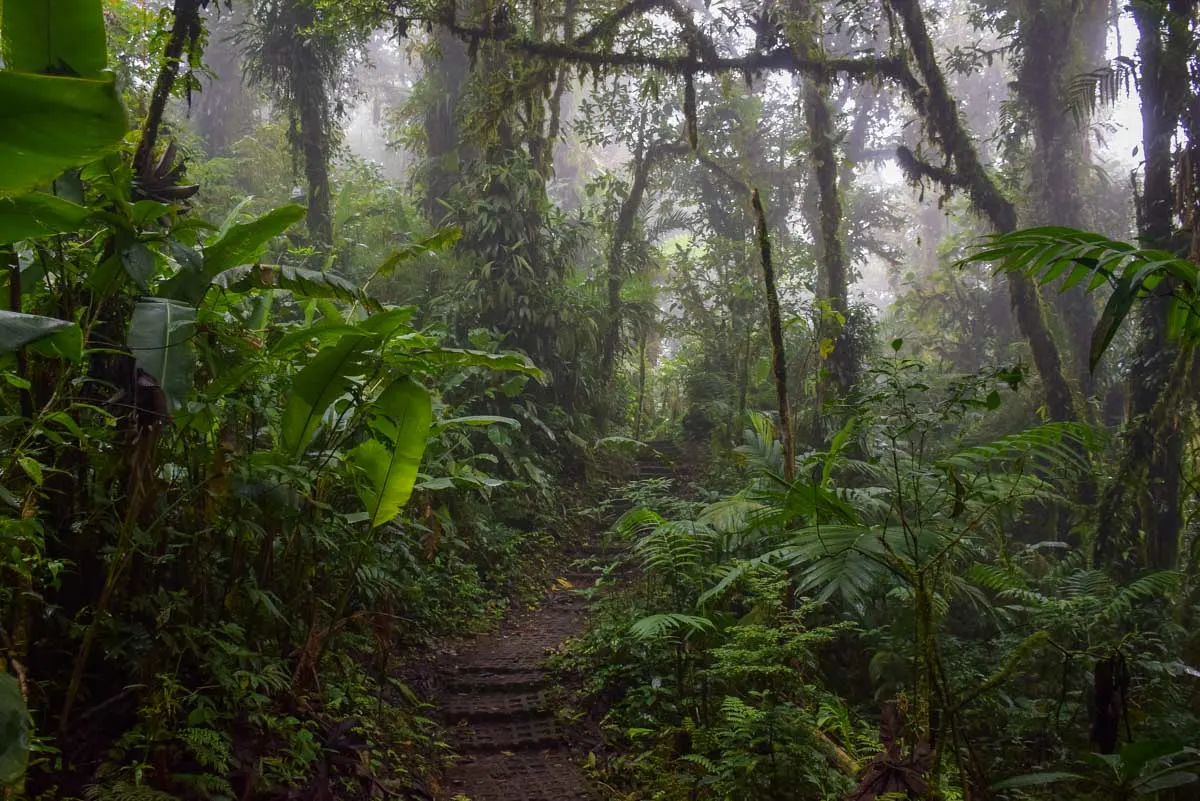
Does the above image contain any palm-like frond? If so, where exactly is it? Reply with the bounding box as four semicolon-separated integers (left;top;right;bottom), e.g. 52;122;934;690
1065;56;1139;125
962;226;1200;369
938;422;1097;477
629;612;716;641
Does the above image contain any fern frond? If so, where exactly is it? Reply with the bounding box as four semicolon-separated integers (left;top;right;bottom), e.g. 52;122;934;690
1100;571;1182;621
629;612;716;641
614;508;666;540
964;563;1028;593
1061;568;1115;601
1065;56;1139;125
939;422;1097;477
961;226;1200;369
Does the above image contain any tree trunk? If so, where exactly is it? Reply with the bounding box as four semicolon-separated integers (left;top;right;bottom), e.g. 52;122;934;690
888;0;1078;424
1018;0;1109;396
753;189;795;483
134;0;203;179
295;53;333;248
1095;0;1192;569
634;336;647;441
421;25;470;221
600;142;686;388
790;0;856;436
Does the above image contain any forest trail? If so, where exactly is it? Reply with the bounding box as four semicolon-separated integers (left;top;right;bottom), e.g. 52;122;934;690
435;575;597;801
434;443;681;800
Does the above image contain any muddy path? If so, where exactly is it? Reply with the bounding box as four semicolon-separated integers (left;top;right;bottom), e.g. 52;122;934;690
433;569;600;801
429;443;684;801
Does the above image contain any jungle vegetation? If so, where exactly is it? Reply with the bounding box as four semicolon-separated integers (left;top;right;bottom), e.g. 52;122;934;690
0;0;1198;799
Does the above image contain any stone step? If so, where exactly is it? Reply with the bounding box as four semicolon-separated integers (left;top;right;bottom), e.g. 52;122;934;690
444;753;597;800
453;715;566;752
444;670;549;693
441;690;549;723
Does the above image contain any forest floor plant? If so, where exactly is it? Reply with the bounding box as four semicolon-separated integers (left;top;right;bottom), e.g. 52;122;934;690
557;351;1199;800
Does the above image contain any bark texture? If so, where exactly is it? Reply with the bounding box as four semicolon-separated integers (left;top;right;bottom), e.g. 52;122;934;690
1094;0;1193;570
888;0;1078;424
753;189;795;483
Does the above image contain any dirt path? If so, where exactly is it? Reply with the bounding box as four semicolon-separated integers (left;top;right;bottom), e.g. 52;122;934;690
432;444;684;800
434;570;599;801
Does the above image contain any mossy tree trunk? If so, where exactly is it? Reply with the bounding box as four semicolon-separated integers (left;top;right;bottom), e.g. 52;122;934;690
788;0;857;443
888;0;1078;424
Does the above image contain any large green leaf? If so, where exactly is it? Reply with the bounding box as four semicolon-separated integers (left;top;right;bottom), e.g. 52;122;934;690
372;227;463;279
990;772;1084;791
0;71;127;197
280;333;376;458
203;204;306;275
351;376;433;528
0;310;81;361
127;298;197;409
160;205;306;304
1;0;109;78
0;192;90;244
211;264;361;302
0;672;29;786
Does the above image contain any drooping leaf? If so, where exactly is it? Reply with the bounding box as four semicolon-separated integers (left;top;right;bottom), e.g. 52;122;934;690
372;227;462;278
0;672;30;786
1;0;109;78
437;415;520;429
203;204;305;275
351;376;433;528
629;613;715;641
127;298;196;409
0;72;128;197
408;348;544;379
161;205;306;303
212;264;361;302
0;310;81;360
280;333;376;457
0;193;90;244
120;242;158;291
990;772;1084;790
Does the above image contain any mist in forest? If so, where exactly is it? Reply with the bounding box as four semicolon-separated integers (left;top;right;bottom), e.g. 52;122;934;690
1;0;1198;799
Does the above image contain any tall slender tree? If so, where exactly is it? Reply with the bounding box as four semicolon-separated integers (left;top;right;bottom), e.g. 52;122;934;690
1094;0;1195;570
240;0;360;247
787;0;858;441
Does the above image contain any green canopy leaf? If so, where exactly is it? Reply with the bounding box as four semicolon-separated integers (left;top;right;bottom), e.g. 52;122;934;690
161;204;306;304
0;310;81;361
280;333;376;458
0;672;30;786
0;192;90;244
203;204;306;275
1;0;109;78
211;264;361;302
0;72;127;197
351;376;433;528
127;298;197;409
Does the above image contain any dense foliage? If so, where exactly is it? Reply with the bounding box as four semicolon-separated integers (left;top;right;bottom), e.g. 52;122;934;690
0;0;1197;799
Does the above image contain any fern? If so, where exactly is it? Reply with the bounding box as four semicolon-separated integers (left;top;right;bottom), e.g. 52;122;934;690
85;783;182;801
938;422;1096;476
1065;56;1139;125
629;612;716;641
962;226;1200;369
1099;571;1182;622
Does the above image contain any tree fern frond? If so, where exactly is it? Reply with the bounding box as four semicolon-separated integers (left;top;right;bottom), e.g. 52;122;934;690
939;422;1097;477
614;507;666;540
964;563;1029;593
1065;56;1139;125
961;226;1200;369
1100;571;1182;621
629;612;716;641
1061;569;1116;600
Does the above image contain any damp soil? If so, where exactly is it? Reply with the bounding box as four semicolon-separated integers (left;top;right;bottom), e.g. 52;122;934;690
431;571;601;801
